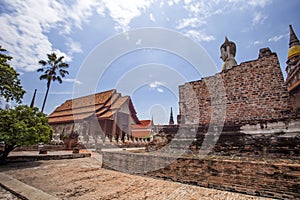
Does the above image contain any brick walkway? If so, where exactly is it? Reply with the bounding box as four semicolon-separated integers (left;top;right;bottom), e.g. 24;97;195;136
0;155;272;200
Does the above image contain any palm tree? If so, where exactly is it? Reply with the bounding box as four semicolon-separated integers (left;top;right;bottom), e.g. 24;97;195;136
37;53;69;112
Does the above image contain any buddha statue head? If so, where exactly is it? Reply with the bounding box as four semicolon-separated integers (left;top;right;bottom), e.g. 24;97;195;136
220;37;237;71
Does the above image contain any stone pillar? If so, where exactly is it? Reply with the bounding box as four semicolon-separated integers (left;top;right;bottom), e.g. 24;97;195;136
111;114;117;142
128;114;132;141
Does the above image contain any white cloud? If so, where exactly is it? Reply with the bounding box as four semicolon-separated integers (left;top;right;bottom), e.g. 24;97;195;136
0;0;275;73
248;0;271;8
149;13;156;22
253;40;261;45
62;78;82;85
53;49;72;62
66;39;83;54
268;34;286;43
252;12;267;25
178;0;271;42
0;0;100;72
184;0;193;4
149;81;164;93
180;0;272;29
102;0;153;32
176;18;206;29
225;0;271;9
247;40;262;48
157;88;164;93
168;1;174;6
136;39;142;45
183;30;215;42
149;81;163;88
60;0;101;34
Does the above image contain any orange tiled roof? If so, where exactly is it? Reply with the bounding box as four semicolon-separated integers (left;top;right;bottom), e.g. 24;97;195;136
131;120;153;138
48;89;139;124
132;130;152;138
132;120;152;129
54;89;114;112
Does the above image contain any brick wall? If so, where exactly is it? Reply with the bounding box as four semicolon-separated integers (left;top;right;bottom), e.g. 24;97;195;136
179;48;292;125
152;122;300;158
102;151;300;199
290;87;300;112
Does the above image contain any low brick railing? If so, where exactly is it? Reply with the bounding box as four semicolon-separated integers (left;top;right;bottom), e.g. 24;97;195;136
102;151;300;199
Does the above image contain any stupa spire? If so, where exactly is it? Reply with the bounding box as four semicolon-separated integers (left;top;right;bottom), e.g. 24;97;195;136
288;25;300;60
169;107;174;125
289;24;300;48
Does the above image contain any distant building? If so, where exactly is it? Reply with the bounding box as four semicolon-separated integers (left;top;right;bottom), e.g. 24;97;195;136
131;120;154;140
48;89;140;144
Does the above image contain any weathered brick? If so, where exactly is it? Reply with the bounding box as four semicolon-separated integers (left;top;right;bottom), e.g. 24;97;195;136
179;51;293;126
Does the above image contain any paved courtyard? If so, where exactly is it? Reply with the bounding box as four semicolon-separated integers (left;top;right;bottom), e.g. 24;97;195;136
0;151;273;200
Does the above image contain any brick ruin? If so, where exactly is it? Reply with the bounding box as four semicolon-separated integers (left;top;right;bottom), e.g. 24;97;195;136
102;25;300;199
172;27;300;158
102;151;300;199
179;48;293;126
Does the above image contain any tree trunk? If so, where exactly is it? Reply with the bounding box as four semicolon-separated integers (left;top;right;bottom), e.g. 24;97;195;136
41;80;51;113
0;145;15;165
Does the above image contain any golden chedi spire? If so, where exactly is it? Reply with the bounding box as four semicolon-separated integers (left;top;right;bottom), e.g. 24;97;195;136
286;24;300;99
288;24;300;59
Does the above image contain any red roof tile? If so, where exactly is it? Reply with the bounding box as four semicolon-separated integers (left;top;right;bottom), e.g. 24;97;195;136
48;89;139;124
132;120;152;129
132;130;152;138
131;120;154;138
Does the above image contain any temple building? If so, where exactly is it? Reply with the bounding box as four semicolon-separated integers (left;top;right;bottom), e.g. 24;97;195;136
131;120;154;140
48;89;140;145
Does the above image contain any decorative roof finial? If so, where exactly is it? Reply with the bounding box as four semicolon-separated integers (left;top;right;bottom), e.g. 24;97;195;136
169;107;174;125
289;24;300;48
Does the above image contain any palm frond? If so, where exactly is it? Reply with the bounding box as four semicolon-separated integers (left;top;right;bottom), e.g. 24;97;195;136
59;62;69;68
48;53;57;61
57;76;62;84
38;60;47;66
37;68;44;72
39;74;48;80
59;69;69;76
57;56;64;63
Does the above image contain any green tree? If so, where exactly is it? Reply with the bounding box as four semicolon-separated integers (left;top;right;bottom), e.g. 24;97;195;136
0;105;52;163
37;53;69;112
0;45;25;104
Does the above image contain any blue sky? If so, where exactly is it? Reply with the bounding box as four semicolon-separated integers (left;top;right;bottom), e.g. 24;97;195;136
0;0;299;124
